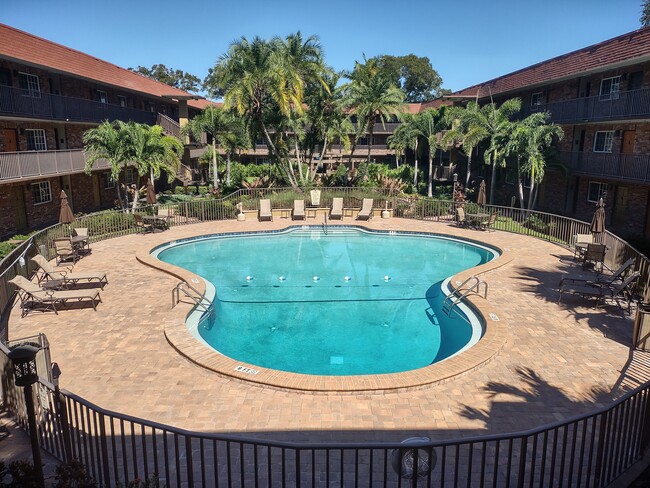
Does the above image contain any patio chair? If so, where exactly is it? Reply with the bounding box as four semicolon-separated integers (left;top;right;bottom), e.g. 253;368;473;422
31;254;108;289
292;199;305;220
559;257;635;289
330;198;343;220
479;212;498;232
356;198;373;220
573;233;594;260
558;271;640;312
9;275;102;317
134;214;153;234
72;227;91;254
53;238;79;265
259;199;273;221
156;208;174;228
581;243;606;272
456;207;467;228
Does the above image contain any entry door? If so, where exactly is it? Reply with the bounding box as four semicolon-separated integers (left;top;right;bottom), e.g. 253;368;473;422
3;129;18;152
13;186;27;231
622;131;635;154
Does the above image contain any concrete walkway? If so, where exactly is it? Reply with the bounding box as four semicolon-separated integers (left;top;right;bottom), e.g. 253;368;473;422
7;218;650;443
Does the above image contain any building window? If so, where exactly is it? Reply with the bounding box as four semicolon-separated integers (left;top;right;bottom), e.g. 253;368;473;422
593;131;614;153
255;158;269;165
530;92;545;107
588;182;608;203
101;172;115;189
599;76;621;101
26;129;47;151
124;167;136;185
117;95;127;108
97;90;108;104
31;181;52;205
19;72;41;98
148;102;156;113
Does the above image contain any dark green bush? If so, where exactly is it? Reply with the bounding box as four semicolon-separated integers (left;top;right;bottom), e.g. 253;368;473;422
522;214;550;234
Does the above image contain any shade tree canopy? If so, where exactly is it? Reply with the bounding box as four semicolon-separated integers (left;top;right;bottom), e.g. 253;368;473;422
129;64;202;93
371;54;446;102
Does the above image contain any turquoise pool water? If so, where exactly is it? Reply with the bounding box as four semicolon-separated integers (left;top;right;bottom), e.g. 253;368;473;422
156;227;495;375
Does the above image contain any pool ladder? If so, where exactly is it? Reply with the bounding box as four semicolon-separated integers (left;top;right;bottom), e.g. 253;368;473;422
442;275;488;317
172;280;212;312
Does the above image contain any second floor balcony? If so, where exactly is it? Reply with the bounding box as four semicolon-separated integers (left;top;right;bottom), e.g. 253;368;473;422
0;149;109;183
557;150;650;183
522;88;650;124
0;85;158;125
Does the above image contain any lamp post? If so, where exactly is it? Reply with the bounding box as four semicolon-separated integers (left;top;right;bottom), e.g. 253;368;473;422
8;344;44;488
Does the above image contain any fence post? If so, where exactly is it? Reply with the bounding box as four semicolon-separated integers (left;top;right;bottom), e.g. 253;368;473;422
97;411;111;488
185;436;194;487
517;436;528;488
593;410;610;487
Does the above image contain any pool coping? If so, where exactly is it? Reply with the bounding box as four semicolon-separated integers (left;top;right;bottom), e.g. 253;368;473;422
136;225;513;393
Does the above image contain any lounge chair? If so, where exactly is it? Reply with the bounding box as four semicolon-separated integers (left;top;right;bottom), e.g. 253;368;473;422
31;255;108;289
310;189;321;207
9;275;102;317
53;238;79;265
134;214;153;233
559;257;635;289
330;198;343;220
356;198;373;220
558;271;640;312
259;199;273;221
292;199;305;220
456;207;467;228
582;243;606;272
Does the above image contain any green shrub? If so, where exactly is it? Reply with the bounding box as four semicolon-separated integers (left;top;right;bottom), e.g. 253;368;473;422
522;215;550;234
198;186;209;195
0;241;17;259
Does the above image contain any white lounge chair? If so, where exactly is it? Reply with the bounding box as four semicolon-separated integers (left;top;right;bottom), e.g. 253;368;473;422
259;199;273;221
292;199;305;220
32;255;108;289
356;198;373;220
330;198;343;220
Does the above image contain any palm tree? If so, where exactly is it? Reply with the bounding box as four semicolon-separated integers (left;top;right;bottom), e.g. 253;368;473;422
182;106;234;190
127;123;183;208
342;59;405;168
506;112;563;210
212;34;327;188
410;107;447;197
218;115;250;187
392;114;421;186
442;102;488;187
83;120;132;209
463;98;522;205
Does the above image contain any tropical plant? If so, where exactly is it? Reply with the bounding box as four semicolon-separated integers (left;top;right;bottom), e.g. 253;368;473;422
406;107;447;197
210;33;327;188
83;120;132;209
462;98;522;204
505;112;564;210
391;114;422;186
341;58;405;168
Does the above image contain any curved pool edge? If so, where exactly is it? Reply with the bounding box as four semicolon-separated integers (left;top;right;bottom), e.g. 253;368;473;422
136;225;512;393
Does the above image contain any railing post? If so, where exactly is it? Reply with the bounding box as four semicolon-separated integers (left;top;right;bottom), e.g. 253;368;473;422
593;410;610;487
97;411;111;488
185;435;194;487
517;436;528;488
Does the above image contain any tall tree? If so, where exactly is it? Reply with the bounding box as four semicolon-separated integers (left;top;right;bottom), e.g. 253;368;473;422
183;106;239;190
464;98;522;204
505;112;563;210
127;123;183;208
373;54;445;102
642;0;650;26
83;120;132;208
442;101;488;186
208;34;327;188
414;107;447;197
392;113;422;186
129;64;201;92
342;58;405;168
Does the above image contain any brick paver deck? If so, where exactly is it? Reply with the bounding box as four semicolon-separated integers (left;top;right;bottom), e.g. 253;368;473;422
8;217;650;443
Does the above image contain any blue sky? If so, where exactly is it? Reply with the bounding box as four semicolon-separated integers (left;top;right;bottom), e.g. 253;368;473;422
2;0;644;95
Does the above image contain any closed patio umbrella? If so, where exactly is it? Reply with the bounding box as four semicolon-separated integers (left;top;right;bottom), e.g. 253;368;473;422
146;179;157;205
59;190;74;224
477;180;487;206
590;197;606;242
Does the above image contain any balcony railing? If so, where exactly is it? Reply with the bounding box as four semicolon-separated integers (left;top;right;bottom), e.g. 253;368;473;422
0;149;110;182
521;88;650;123
0;85;158;125
558;151;650;182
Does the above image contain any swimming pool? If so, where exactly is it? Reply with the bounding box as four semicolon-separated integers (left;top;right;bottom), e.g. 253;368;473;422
155;227;496;376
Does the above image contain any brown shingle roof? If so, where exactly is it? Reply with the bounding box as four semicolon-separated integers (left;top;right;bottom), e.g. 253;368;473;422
451;27;650;99
0;23;196;100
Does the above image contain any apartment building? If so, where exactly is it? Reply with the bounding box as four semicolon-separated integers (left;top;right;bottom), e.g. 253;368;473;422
0;24;203;238
449;27;650;239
